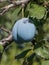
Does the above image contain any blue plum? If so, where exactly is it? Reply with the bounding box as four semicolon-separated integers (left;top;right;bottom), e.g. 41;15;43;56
12;18;36;43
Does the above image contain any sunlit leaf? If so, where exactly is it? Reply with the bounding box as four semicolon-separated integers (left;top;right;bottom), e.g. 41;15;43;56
29;4;46;19
41;60;49;65
35;46;49;59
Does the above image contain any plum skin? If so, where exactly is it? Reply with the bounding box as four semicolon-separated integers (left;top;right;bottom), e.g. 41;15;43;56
12;18;36;43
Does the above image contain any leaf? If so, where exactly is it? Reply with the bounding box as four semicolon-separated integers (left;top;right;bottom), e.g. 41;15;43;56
11;7;21;22
15;49;31;59
29;4;46;19
35;46;49;59
33;61;40;65
41;60;49;65
25;49;34;58
0;44;3;53
36;0;44;4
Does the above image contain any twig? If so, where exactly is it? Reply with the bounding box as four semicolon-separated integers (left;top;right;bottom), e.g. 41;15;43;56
43;1;49;7
0;0;6;2
0;27;12;45
0;4;14;15
0;34;12;46
0;0;30;15
0;27;11;34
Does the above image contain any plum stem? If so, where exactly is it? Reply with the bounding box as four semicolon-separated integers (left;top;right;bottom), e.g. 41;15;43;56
22;4;25;18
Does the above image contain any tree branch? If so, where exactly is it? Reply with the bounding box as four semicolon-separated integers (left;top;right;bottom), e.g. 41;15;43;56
0;27;11;34
0;34;12;46
0;0;30;15
0;27;12;46
0;0;7;2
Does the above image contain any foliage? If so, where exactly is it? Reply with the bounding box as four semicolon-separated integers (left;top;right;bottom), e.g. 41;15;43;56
0;0;49;65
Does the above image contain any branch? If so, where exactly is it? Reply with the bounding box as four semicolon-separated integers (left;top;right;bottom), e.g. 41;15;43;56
0;33;12;46
0;27;11;34
0;27;12;46
0;4;14;15
43;1;49;7
0;0;7;2
0;0;30;15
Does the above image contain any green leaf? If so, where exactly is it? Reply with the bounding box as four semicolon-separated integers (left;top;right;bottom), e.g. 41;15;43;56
35;46;49;59
36;0;44;4
0;44;3;53
15;49;31;59
29;4;46;19
25;49;34;58
41;60;49;65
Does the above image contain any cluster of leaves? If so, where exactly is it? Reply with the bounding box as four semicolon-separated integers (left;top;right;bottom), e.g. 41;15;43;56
0;0;49;65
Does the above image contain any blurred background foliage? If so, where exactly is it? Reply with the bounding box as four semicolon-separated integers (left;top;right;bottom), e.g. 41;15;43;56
0;0;49;65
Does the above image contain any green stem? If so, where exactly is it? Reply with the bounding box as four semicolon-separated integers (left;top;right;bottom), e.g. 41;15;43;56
22;4;25;18
22;8;24;17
